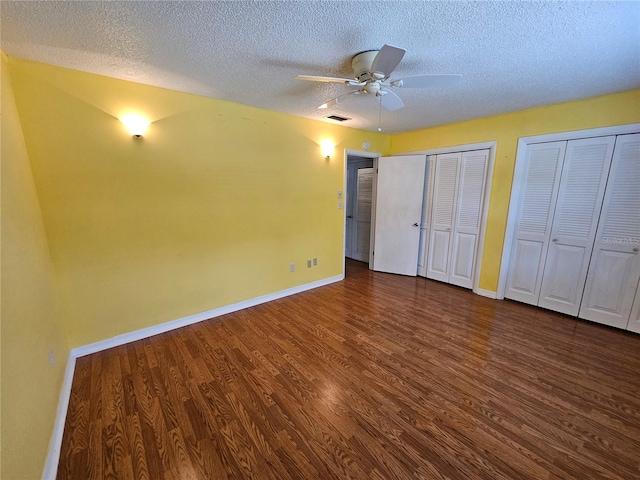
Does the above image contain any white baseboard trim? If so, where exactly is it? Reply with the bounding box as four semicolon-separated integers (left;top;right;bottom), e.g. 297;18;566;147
44;273;343;478
72;274;343;358
42;354;77;480
475;288;498;299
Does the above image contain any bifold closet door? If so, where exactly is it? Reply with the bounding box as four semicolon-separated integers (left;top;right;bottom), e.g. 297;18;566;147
449;150;489;288
504;142;566;305
346;161;372;260
353;167;374;262
579;133;640;328
628;283;640;333
538;136;616;316
417;156;436;277
426;153;461;282
426;150;488;287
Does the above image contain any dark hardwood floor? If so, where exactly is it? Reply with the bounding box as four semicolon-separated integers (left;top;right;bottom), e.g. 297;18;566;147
57;259;640;479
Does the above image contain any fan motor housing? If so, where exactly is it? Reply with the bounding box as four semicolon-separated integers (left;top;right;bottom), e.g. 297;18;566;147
352;50;379;82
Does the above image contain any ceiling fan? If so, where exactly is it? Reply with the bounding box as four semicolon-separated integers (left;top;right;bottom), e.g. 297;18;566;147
294;44;461;111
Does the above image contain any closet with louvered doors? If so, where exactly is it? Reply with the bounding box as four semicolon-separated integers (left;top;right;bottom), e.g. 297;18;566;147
579;134;640;329
423;149;489;289
504;133;640;331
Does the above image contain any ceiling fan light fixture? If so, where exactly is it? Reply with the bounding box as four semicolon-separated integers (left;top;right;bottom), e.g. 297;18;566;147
294;44;462;118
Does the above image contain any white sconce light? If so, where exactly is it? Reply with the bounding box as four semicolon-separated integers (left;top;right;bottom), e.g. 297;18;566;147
119;113;150;138
320;139;335;160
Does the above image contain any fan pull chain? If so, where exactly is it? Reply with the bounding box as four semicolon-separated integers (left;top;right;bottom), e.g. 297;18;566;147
377;96;382;132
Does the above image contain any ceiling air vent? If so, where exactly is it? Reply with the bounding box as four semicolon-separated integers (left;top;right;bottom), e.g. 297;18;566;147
324;114;351;122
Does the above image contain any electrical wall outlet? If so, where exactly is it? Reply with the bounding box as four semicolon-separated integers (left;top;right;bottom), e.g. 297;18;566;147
313;257;318;266
290;263;295;272
338;201;343;209
307;259;312;268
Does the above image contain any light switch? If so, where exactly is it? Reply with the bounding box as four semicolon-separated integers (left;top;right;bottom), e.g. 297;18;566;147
337;190;343;199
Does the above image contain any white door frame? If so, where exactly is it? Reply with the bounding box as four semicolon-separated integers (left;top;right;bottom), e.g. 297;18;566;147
397;141;497;296
345;158;374;261
497;123;640;300
343;149;382;276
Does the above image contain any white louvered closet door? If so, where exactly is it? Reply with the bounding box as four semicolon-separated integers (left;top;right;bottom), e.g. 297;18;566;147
628;282;640;333
417;156;436;277
449;150;489;288
579;134;640;327
504;142;566;305
538;136;616;315
353;167;374;262
426;153;461;282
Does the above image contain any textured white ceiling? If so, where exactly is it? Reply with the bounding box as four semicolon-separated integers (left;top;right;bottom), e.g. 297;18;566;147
1;1;639;133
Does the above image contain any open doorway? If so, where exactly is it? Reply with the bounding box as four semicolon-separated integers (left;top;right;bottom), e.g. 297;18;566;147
345;154;376;265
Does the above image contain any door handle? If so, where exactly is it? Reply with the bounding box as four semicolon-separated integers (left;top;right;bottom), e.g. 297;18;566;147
346;215;353;219
552;238;558;242
413;223;419;227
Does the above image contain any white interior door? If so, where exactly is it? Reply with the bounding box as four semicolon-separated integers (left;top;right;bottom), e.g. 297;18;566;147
426;153;461;282
579;133;640;327
372;155;426;275
449;150;489;288
504;141;566;305
538;136;615;315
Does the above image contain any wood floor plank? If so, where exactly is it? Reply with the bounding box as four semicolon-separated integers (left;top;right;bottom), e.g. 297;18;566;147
57;259;640;479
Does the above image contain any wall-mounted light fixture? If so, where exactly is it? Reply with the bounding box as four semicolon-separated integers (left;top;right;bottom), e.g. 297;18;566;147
320;139;335;160
119;113;150;138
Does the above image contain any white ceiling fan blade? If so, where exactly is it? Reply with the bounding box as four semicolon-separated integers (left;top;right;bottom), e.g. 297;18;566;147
379;89;404;111
370;44;406;78
295;74;363;86
391;74;462;89
318;90;361;109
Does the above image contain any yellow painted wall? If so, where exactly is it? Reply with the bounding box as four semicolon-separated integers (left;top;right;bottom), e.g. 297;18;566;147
8;57;390;348
3;51;639;477
391;89;640;292
1;53;70;479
